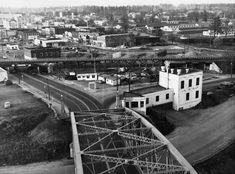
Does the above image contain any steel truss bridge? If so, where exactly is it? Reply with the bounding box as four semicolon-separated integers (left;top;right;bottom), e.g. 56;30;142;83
70;108;197;174
0;55;234;66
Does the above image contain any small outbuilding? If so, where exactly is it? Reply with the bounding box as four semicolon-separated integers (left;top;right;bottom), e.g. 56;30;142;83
0;67;8;82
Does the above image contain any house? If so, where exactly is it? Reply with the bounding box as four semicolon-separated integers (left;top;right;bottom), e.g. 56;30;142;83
0;67;8;82
122;66;203;114
97;74;110;83
77;73;98;81
24;47;61;60
105;75;121;86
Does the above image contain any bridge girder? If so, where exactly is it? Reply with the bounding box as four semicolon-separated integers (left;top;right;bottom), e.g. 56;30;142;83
71;109;198;174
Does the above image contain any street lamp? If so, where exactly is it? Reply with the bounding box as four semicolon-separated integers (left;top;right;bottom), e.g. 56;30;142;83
231;58;233;80
61;94;64;116
47;78;51;101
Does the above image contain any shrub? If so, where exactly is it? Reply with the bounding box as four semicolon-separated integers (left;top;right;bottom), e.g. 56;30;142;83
5;80;13;86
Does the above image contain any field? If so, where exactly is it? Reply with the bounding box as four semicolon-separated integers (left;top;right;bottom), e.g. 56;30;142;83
0;85;71;166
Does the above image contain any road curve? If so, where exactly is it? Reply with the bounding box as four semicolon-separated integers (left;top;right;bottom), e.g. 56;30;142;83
22;74;103;111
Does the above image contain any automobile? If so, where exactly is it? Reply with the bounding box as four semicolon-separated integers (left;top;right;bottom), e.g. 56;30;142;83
217;81;234;89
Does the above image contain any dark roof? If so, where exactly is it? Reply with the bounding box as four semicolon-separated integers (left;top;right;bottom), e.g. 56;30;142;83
123;92;143;98
24;46;61;51
132;85;167;95
123;85;167;98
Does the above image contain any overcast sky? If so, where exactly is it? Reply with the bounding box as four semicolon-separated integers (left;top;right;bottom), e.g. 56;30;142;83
0;0;234;8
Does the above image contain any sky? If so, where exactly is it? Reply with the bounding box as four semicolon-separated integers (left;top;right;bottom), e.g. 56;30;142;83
0;0;234;8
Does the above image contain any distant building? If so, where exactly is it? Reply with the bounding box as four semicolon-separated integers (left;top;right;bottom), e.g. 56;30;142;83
92;33;135;48
54;27;76;35
0;67;8;82
122;67;203;114
34;38;68;48
76;73;98;81
105;75;121;86
24;47;61;60
17;29;39;41
6;44;19;50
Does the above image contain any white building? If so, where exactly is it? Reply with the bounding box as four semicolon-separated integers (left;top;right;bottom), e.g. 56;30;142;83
34;38;67;48
6;44;19;50
77;73;98;81
0;67;8;82
105;76;121;86
122;67;203;114
159;67;203;111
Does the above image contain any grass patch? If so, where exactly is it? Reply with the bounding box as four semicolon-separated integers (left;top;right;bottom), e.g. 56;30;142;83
0;85;71;166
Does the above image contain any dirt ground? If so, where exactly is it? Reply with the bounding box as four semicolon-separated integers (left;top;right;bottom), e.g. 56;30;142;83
0;84;71;166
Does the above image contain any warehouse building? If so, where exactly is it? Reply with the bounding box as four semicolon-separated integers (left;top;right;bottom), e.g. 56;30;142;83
24;47;61;60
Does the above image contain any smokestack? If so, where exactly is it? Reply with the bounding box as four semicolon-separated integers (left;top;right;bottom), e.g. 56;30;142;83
161;66;165;72
177;69;182;75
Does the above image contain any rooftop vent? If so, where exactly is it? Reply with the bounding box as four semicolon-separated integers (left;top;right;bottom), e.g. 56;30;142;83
186;68;189;73
170;68;174;74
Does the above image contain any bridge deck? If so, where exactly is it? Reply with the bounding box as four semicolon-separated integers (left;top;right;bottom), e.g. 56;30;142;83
0;55;234;65
70;108;197;174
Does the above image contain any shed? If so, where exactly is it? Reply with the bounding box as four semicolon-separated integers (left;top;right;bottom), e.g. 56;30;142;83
0;67;8;82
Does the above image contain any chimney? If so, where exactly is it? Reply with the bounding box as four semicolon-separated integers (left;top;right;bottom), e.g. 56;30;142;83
170;68;174;74
161;66;165;72
177;69;182;75
186;68;189;73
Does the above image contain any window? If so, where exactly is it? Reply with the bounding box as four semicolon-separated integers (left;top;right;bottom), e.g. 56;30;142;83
77;76;81;79
82;76;85;78
196;77;200;85
181;81;184;89
146;98;149;104
140;101;144;108
195;91;199;99
125;102;129;108
166;93;169;100
186;93;190;101
92;75;95;78
87;75;90;78
156;96;159;102
189;79;192;87
131;101;138;108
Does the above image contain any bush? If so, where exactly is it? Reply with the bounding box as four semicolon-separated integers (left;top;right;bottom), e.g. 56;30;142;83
5;80;13;86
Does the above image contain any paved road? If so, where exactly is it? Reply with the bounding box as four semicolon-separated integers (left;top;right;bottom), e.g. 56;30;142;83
21;74;103;112
167;92;235;165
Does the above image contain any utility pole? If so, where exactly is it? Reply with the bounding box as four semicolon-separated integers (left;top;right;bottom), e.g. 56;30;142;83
128;71;131;92
61;94;64;117
92;52;96;73
116;65;119;108
231;57;233;80
47;78;51;101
